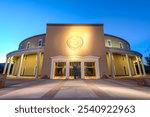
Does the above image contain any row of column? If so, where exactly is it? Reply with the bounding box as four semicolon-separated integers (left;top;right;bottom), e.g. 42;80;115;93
3;56;13;75
3;52;41;79
109;52;146;78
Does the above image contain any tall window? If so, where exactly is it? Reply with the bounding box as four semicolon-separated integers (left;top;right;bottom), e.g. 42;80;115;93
54;62;66;77
84;62;96;76
26;42;30;49
107;40;112;47
38;39;43;47
119;42;123;48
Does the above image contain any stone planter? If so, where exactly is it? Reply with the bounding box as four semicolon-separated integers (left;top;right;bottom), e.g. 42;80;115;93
0;74;6;88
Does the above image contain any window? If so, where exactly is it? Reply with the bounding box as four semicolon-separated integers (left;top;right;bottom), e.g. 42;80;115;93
119;42;123;48
38;39;43;47
19;44;22;49
26;42;30;49
107;40;112;47
69;62;81;77
54;62;66;77
84;62;96;76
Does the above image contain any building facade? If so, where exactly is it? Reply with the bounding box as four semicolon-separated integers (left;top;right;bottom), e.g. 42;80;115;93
3;24;146;79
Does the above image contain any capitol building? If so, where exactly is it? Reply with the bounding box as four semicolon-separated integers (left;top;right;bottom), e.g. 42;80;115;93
3;24;146;79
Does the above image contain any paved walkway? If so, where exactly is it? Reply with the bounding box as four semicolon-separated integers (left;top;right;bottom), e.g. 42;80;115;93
0;79;150;100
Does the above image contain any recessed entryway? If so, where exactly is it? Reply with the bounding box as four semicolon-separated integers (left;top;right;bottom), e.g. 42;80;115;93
50;56;100;79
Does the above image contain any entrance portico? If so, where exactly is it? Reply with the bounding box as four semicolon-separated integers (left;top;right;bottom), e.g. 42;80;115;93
50;56;100;79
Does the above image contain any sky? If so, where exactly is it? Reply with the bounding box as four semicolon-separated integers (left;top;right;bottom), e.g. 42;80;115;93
0;0;150;64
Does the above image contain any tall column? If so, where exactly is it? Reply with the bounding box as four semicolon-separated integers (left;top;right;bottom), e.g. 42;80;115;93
7;57;13;75
81;61;85;79
141;60;146;76
109;52;115;78
133;62;137;75
136;56;142;75
66;61;69;79
126;54;132;77
17;54;24;78
11;60;15;76
3;58;8;74
35;52;41;79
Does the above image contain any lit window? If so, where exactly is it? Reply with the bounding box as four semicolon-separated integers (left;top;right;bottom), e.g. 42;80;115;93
55;62;66;77
84;62;96;76
38;39;43;47
26;42;30;49
119;42;123;48
107;40;112;47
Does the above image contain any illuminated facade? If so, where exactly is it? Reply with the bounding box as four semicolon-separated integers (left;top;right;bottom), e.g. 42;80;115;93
4;24;146;79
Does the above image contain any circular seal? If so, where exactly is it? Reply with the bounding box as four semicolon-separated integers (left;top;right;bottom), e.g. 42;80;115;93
67;36;83;50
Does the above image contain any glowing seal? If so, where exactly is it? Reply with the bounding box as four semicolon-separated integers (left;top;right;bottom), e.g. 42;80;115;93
67;36;83;50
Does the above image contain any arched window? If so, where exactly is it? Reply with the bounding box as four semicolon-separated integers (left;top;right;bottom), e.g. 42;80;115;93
107;40;112;47
38;39;43;47
26;42;30;49
119;42;123;48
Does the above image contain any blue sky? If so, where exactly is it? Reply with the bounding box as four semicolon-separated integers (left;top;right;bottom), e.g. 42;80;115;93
0;0;150;64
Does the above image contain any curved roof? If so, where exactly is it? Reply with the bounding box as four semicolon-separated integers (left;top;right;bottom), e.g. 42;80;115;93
104;34;130;46
19;33;130;48
19;33;46;45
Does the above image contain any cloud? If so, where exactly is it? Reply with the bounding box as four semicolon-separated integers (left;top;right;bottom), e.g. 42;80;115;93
0;56;6;63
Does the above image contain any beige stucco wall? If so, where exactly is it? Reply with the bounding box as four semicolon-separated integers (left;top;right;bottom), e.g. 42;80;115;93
19;34;46;49
42;24;108;78
20;54;37;76
113;54;129;76
11;53;44;77
104;35;130;50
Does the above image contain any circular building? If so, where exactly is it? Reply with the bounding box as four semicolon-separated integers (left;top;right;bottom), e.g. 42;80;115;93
4;24;146;79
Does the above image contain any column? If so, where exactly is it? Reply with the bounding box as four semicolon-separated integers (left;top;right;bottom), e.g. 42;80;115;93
109;52;115;78
81;61;85;79
133;62;137;75
136;56;142;75
96;60;100;79
11;60;15;76
3;58;8;74
7;57;13;75
17;54;24;78
126;54;132;77
141;60;146;76
66;61;69;79
35;52;41;79
50;60;54;79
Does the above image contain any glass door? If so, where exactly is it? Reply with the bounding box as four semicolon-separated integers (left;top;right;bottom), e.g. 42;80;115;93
69;62;81;79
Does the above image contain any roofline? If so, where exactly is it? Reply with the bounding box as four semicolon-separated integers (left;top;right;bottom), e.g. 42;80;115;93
19;33;46;46
47;23;104;26
104;34;130;47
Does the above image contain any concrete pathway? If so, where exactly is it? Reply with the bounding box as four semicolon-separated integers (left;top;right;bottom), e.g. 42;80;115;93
0;79;150;100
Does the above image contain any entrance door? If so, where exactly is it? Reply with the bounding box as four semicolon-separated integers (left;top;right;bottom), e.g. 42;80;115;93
69;62;81;79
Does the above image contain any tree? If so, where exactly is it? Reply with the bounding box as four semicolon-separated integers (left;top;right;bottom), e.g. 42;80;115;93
145;54;150;67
